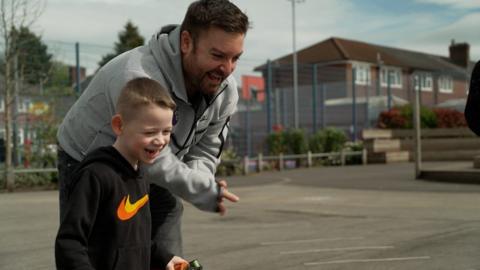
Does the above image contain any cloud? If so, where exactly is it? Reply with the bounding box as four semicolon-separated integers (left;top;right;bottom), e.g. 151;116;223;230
33;0;480;79
415;0;480;9
236;0;357;64
39;1;189;45
47;0;154;5
395;12;480;60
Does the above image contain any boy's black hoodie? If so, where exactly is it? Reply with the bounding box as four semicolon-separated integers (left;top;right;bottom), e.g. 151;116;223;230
55;146;173;270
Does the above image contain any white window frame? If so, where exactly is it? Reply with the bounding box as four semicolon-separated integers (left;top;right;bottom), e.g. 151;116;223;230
438;75;453;93
353;63;371;86
17;98;28;113
16;128;24;145
419;73;433;92
380;67;403;88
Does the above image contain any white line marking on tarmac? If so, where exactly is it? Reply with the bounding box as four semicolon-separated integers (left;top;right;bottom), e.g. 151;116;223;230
260;237;364;246
304;256;431;266
281;245;394;255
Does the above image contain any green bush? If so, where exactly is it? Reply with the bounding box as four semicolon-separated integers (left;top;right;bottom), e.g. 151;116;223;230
345;141;364;165
216;148;242;176
267;127;348;156
378;105;437;129
309;131;325;153
284;129;309;154
310;128;347;153
266;131;287;155
400;105;437;129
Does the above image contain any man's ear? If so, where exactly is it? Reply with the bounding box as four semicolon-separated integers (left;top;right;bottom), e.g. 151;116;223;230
111;114;123;136
180;30;193;54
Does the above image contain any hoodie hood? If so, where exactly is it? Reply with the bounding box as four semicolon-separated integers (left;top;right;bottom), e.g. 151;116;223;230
148;25;190;104
76;146;139;180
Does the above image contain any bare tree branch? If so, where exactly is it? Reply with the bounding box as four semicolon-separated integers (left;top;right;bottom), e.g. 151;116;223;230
1;0;46;191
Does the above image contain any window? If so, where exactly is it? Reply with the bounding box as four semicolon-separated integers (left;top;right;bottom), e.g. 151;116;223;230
415;73;433;92
380;67;402;88
438;76;453;93
354;64;371;86
0;98;3;112
419;73;433;92
17;99;28;113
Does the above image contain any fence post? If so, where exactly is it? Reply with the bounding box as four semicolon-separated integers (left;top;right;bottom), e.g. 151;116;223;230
321;83;326;130
362;149;368;165
387;70;392;110
75;42;81;94
312;64;318;134
257;153;263;173
352;67;357;142
307;151;312;167
279;153;284;171
243;156;249;175
266;60;272;135
341;150;346;166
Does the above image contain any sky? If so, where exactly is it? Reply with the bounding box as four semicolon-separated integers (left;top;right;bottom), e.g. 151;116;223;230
32;0;480;84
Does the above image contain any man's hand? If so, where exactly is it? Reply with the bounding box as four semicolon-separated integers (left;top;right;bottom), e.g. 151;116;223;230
216;179;239;216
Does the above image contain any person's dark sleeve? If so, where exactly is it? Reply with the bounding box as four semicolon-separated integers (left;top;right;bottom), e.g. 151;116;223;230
151;244;174;269
465;60;480;135
55;171;102;270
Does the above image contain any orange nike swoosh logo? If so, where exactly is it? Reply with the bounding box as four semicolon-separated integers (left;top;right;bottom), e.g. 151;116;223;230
117;194;149;221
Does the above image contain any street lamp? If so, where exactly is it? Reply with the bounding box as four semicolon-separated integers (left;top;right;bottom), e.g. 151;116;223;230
288;0;305;129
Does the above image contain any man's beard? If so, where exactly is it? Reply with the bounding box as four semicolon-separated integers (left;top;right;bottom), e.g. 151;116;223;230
196;68;226;96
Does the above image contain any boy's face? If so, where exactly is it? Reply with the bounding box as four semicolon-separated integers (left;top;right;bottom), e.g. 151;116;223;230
181;26;244;97
114;104;173;167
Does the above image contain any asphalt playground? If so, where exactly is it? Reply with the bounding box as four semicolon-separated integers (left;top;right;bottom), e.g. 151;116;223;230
1;162;480;269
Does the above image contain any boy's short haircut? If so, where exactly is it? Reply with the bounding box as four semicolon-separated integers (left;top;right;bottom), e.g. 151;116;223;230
116;77;176;122
180;0;250;46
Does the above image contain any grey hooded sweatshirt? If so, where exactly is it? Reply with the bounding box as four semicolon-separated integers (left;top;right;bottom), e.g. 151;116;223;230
57;25;238;212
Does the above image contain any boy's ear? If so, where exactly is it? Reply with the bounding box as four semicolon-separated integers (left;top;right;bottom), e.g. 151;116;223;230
111;114;123;136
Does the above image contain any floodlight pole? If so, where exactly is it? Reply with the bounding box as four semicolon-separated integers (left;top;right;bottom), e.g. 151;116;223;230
414;75;422;178
288;0;304;129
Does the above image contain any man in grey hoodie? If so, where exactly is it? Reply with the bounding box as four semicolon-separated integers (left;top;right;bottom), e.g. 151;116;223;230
56;0;249;267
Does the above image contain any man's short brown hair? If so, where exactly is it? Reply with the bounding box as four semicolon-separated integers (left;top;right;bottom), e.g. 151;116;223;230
180;0;250;44
116;77;176;122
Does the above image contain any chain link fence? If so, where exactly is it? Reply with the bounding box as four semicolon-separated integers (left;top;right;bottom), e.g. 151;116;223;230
228;61;470;157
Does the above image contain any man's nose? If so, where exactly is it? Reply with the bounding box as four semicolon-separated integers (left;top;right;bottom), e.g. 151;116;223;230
220;59;235;75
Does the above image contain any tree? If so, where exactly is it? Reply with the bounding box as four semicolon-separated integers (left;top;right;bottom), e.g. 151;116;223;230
98;21;144;68
0;0;45;191
11;26;52;86
44;61;75;96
